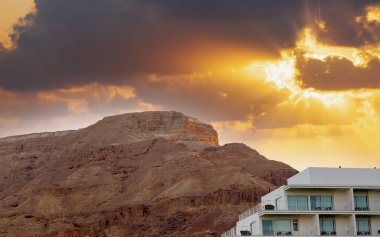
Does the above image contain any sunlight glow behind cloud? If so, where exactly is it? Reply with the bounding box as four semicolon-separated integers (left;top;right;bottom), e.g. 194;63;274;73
1;1;380;170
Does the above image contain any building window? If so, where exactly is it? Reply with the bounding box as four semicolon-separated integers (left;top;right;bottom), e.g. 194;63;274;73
354;196;369;211
262;220;292;236
292;219;299;232
287;195;308;210
356;220;371;235
263;220;273;236
320;219;336;235
311;195;333;210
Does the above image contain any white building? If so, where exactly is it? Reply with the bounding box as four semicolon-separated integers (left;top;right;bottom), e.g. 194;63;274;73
222;167;380;237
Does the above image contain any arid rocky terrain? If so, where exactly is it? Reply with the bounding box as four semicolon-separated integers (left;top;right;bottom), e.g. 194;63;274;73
0;111;297;237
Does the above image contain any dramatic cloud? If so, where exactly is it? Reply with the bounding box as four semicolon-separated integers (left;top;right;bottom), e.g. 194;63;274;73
37;83;136;113
313;1;380;46
297;56;380;90
1;0;380;170
0;0;309;91
293;25;380;91
133;70;288;122
0;0;377;91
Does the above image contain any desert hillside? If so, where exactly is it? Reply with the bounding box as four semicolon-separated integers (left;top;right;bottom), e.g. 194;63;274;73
0;111;297;237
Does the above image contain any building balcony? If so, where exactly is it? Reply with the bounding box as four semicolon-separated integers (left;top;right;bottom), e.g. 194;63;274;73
238;200;380;221
222;230;375;237
262;226;318;236
222;235;377;237
238;201;355;221
222;230;377;237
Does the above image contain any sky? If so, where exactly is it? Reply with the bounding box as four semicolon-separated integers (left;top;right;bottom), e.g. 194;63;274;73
1;0;380;170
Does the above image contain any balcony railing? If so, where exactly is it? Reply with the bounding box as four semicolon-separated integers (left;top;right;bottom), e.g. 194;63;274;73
238;205;262;221
222;225;362;237
320;231;337;236
355;202;380;211
356;231;371;236
221;235;371;237
238;200;355;221
262;226;317;236
222;227;353;237
221;227;236;237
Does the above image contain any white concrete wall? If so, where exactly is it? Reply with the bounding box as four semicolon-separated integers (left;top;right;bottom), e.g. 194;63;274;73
288;168;380;187
288;168;310;185
261;186;285;209
350;214;357;235
261;186;285;202
335;216;354;236
333;189;353;211
236;213;260;235
369;190;380;211
251;218;261;235
371;216;380;236
298;215;318;236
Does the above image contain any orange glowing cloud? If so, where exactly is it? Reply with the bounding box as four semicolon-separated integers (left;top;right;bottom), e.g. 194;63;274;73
365;5;380;23
0;0;34;48
37;83;136;113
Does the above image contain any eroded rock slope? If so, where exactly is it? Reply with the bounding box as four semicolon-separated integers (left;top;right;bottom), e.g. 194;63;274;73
0;111;297;237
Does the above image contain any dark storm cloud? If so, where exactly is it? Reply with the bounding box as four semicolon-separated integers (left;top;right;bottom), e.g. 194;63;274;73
314;1;380;46
1;0;306;91
297;56;380;90
0;0;378;91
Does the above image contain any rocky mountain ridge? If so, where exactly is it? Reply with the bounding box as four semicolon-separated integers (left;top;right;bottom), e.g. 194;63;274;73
0;111;297;236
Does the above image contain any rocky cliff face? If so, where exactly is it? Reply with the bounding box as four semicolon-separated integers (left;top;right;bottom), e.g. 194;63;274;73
0;111;297;237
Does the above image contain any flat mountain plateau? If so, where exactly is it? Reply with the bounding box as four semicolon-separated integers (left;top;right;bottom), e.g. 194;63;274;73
0;111;297;236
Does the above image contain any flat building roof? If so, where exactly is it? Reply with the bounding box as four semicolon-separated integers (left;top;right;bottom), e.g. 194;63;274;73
287;167;380;187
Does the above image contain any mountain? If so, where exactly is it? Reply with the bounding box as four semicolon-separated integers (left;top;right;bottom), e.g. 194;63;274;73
0;111;297;237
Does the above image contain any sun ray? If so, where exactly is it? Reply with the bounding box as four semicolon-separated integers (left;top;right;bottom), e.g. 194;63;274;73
243;27;378;109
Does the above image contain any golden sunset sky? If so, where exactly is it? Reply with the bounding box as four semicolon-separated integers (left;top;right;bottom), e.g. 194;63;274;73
1;0;380;170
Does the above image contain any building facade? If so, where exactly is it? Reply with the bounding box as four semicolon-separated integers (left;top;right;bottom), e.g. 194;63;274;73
222;168;380;237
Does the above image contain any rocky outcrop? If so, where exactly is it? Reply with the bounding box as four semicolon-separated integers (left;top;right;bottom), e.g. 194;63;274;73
70;111;219;148
0;111;297;237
